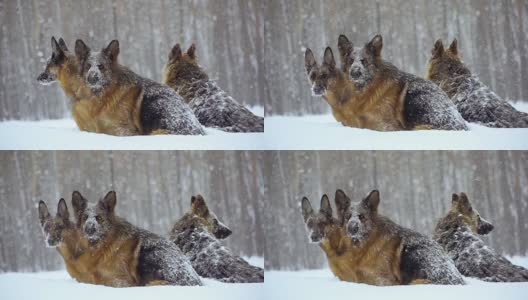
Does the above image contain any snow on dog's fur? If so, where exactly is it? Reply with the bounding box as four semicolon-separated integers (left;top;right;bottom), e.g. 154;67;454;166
434;193;528;282
426;39;528;128
163;43;264;133
71;191;202;287
169;195;264;283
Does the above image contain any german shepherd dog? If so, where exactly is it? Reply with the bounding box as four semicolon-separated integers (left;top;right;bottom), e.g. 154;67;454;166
426;39;528;128
163;43;264;132
71;191;202;286
38;198;95;284
301;190;360;282
335;34;468;131
304;47;399;129
74;39;204;135
169;195;264;283
37;37;104;133
339;189;465;285
434;193;528;282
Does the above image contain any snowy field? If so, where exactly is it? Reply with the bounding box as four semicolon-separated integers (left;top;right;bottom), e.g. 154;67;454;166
0;257;264;300
264;257;528;300
0;107;264;150
265;102;528;150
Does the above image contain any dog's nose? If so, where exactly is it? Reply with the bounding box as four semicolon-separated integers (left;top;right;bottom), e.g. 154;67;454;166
37;73;48;82
348;223;359;235
313;86;324;94
87;74;99;85
350;68;361;78
85;224;96;235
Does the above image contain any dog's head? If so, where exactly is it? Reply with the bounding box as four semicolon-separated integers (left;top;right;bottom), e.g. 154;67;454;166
425;39;469;84
301;194;337;243
163;43;203;85
338;34;383;91
38;198;74;248
37;37;72;85
304;47;340;96
343;190;380;246
187;195;232;239
75;39;118;95
451;192;493;235
72;191;117;246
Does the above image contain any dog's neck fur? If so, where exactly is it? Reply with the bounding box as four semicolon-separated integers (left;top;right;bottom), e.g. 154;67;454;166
319;222;350;257
434;211;477;251
56;58;94;103
56;226;87;261
171;214;217;255
324;71;356;108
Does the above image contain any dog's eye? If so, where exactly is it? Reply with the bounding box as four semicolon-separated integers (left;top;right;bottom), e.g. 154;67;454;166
360;58;367;64
310;73;316;80
358;214;365;222
95;216;102;222
97;64;104;70
86;63;92;69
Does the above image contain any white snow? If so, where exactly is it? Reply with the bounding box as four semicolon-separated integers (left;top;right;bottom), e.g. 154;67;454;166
264;102;528;150
0;257;264;300
264;256;528;300
0;107;264;150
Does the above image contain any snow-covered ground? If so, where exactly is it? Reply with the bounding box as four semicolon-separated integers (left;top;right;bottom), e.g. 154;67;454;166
264;257;528;300
0;257;264;300
0;107;264;150
264;102;528;150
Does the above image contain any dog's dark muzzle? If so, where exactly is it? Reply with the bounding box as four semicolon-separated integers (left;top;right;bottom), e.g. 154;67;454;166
477;221;494;235
347;222;359;236
37;72;54;84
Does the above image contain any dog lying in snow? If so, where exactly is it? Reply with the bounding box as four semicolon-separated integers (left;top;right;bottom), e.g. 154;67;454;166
169;195;264;283
434;192;528;282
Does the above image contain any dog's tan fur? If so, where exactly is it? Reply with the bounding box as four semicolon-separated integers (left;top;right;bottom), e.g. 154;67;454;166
320;222;404;285
330;76;408;131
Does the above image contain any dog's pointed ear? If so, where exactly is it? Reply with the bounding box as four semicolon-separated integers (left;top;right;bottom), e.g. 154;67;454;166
366;34;383;57
338;34;353;60
191;194;209;217
51;36;63;56
57;198;69;220
99;191;117;214
448;38;458;56
458;192;470;209
320;194;332;218
58;38;69;52
71;191;87;219
305;48;317;74
187;44;196;60
451;193;459;205
432;39;444;59
103;40;119;62
38;200;51;226
363;190;380;213
323;47;336;68
301;197;314;222
335;189;351;221
75;39;90;61
169;43;182;61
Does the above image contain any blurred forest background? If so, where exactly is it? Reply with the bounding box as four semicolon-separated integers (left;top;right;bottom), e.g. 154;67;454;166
265;0;528;115
263;151;528;270
0;0;265;121
0;151;266;272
